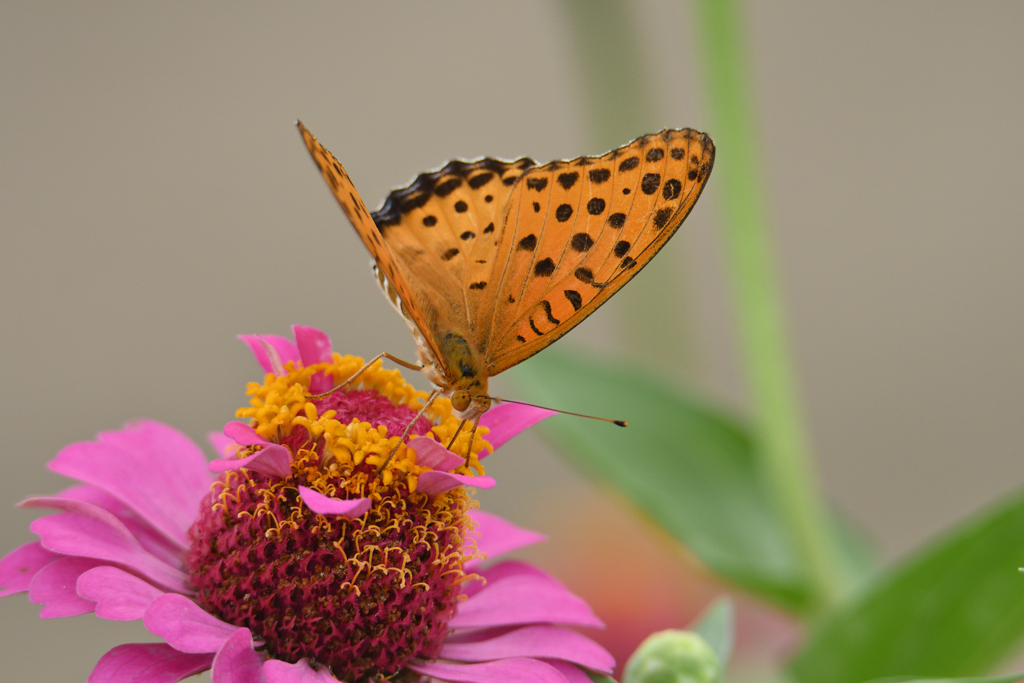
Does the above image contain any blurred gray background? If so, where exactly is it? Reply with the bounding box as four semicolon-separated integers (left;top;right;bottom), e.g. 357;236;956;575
1;2;1021;680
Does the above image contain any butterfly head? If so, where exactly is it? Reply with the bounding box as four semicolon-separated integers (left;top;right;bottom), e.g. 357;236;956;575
435;331;492;421
449;389;492;422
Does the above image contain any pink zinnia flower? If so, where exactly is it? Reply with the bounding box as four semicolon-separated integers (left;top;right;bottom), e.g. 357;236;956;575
0;326;613;683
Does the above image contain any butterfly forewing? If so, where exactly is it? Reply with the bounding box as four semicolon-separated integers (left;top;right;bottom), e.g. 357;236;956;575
484;128;715;375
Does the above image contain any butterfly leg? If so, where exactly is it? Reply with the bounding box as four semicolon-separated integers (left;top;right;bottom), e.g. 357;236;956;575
466;419;481;460
377;387;441;474
309;352;422;399
446;420;467;450
446;419;481;459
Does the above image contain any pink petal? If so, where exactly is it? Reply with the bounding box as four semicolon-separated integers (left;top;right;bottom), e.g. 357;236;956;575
441;625;614;674
52;486;185;567
478;560;553;585
298;487;371;518
263;658;338;682
544;660;593;683
293;325;332;365
409;436;466;471
293;325;334;394
28;556;101;617
88;643;213;683
144;593;240;654
418;471;496;497
223;421;268;447
78;566;166;621
462;561;576;600
209;444;292;479
211;628;266;683
208;431;236;458
461;560;555;599
56;483;127;511
26;501;189;593
240;334;300;373
463;510;546;569
48;420;212;549
450;572;603;630
477;403;556;459
0;542;58;596
408;657;569;683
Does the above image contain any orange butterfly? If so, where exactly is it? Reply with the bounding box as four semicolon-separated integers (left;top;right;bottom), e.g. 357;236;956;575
297;122;714;446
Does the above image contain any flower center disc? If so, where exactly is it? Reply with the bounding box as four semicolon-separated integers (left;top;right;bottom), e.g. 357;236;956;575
188;356;487;680
188;480;470;679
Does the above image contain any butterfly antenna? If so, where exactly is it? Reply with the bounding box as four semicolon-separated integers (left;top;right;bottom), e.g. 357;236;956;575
488;396;627;427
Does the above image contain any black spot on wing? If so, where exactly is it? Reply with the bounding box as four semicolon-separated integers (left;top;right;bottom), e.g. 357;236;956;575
434;177;462;197
646;148;664;162
468;172;493;189
555;204;573;222
540;300;560;325
460;231;476;240
564;289;583;311
608;212;626;228
653;207;673;230
574;267;594;284
587;198;606;215
526;177;548;192
469;281;487;290
483;222;495;234
614;240;630;257
398;192;431;213
423;215;437;227
570;233;594;252
534;258;556;277
619;157;639;171
517;234;537;251
662;179;682;201
620;256;636;269
557;172;579;190
454;200;468;213
529;317;543;336
589;168;611;184
670;148;686;160
641;173;661;195
441;248;460;261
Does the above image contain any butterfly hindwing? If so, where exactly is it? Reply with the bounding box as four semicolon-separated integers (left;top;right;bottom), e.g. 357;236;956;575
483;128;715;375
369;157;536;338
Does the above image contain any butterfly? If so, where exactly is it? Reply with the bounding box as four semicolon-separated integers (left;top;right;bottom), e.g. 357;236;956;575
297;122;714;448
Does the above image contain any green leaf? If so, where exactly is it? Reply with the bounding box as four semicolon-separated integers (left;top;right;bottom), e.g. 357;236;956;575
691;598;735;671
864;676;1024;683
790;489;1024;683
509;350;814;612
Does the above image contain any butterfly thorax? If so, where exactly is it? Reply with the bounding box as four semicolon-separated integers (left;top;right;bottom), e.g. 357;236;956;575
417;328;491;421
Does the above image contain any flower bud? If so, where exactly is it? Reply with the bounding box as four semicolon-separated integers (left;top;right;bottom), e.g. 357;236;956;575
623;629;721;683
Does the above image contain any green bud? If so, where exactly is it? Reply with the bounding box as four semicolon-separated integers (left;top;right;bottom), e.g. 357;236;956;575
622;630;722;683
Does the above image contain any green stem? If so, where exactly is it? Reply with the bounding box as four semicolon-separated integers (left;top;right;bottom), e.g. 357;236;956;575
692;0;841;610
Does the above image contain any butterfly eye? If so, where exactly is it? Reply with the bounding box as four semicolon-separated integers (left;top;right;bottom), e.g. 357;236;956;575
450;390;471;412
